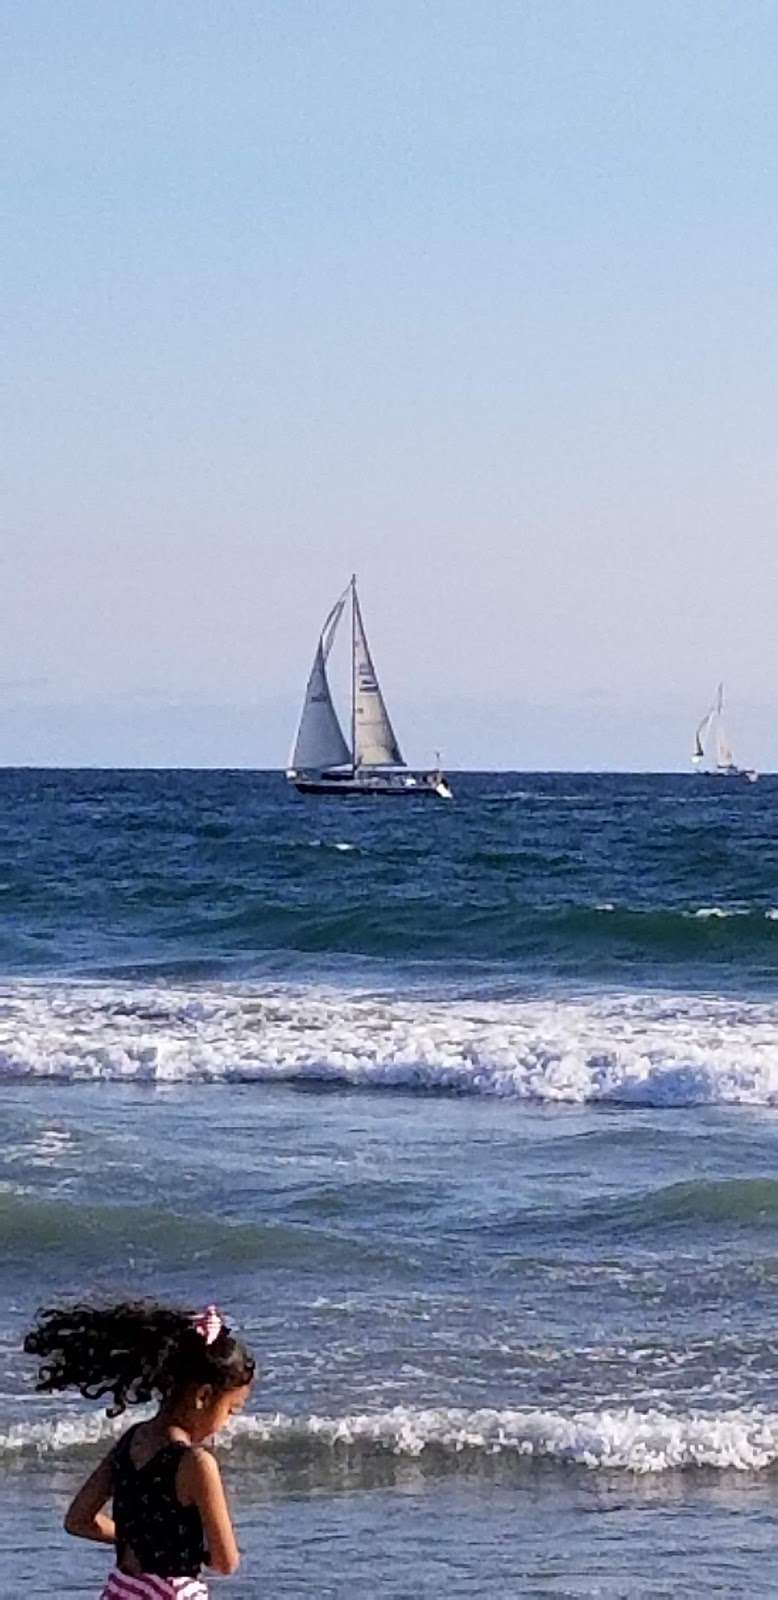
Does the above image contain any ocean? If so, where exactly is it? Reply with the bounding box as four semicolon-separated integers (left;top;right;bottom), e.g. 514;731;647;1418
2;768;778;1597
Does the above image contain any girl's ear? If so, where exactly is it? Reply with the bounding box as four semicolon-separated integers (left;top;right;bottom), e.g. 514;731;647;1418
194;1384;214;1412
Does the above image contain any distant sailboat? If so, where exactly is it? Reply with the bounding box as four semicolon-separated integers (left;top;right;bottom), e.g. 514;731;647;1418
692;684;757;783
286;578;453;798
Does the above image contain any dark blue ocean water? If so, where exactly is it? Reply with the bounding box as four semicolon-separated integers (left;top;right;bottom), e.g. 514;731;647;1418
2;768;778;985
3;770;778;1597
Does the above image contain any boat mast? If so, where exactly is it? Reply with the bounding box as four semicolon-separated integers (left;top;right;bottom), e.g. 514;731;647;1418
350;573;357;773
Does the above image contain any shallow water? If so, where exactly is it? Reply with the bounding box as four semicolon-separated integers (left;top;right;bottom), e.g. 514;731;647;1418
2;770;778;1595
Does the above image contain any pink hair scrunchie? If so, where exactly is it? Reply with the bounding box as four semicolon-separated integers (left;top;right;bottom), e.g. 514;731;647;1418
193;1304;223;1346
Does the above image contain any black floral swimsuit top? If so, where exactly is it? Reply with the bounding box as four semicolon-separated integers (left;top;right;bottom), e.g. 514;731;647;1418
112;1425;206;1578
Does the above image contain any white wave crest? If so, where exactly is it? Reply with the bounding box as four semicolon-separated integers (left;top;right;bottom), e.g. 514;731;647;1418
690;906;752;920
7;1404;778;1474
2;982;778;1106
683;907;778;921
0;1410;127;1457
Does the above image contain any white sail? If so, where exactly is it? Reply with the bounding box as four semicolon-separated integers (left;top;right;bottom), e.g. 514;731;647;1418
713;685;734;768
352;589;404;768
716;725;734;769
289;594;351;771
692;682;755;776
692;709;713;765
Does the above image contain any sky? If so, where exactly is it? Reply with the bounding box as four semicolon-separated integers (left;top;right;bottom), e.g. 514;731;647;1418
3;0;778;769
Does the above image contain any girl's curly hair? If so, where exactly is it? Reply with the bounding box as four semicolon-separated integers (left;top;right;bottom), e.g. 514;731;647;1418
24;1300;255;1417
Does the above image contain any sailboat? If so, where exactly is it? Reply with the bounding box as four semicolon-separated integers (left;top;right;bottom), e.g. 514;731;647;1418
692;684;757;783
286;577;453;798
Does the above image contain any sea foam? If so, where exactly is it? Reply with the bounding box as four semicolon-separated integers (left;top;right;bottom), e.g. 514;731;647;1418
1;981;778;1107
5;1404;778;1475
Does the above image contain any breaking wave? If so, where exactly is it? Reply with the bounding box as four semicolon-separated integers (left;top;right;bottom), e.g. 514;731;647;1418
2;981;778;1107
7;1404;778;1476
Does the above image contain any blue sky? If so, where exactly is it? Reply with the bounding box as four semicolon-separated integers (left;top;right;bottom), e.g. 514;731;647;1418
3;1;778;768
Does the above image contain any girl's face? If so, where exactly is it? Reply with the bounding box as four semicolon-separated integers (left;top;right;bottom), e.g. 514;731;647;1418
191;1380;252;1443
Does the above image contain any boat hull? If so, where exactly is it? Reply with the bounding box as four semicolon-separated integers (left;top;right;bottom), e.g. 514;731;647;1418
289;772;453;799
695;768;758;784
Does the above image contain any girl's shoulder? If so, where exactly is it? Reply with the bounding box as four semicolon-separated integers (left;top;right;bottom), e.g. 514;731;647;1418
176;1444;221;1498
179;1443;218;1475
111;1422;140;1459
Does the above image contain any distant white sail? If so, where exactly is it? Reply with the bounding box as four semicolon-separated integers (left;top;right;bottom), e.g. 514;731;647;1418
716;726;734;768
692;710;713;765
352;591;404;768
692;682;755;778
712;684;734;767
289;594;351;771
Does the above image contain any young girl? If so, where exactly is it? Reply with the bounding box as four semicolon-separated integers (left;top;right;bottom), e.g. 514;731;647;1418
24;1299;255;1599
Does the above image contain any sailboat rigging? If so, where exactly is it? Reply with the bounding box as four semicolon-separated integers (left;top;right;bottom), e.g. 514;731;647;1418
287;578;453;798
691;684;757;783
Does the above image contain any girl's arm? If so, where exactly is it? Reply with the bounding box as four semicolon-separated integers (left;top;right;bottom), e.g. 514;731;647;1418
178;1447;240;1575
64;1449;116;1545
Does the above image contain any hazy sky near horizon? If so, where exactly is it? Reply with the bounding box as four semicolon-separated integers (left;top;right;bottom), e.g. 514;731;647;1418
4;0;778;768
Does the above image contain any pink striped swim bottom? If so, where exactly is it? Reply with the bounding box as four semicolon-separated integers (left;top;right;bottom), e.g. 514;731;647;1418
100;1571;209;1599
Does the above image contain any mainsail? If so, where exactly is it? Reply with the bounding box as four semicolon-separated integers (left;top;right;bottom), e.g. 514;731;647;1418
713;685;734;767
289;593;351;771
352;589;404;768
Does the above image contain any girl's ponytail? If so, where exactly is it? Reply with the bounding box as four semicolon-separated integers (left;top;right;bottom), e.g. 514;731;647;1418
24;1300;255;1416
